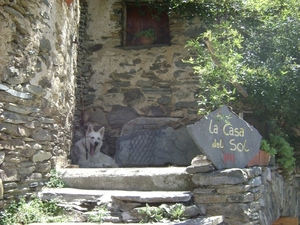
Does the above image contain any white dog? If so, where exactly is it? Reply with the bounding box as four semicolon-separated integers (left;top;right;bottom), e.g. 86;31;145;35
71;124;118;168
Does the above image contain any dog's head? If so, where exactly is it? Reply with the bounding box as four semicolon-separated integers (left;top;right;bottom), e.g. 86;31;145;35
85;124;105;155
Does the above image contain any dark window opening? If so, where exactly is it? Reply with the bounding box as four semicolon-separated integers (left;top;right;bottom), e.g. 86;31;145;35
125;4;170;46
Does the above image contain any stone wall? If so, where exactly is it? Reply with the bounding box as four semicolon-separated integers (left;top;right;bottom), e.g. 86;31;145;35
74;0;204;155
188;164;300;224
0;0;79;207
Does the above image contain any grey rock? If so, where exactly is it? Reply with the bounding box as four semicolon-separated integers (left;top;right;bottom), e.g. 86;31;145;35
4;103;38;115
136;80;155;87
175;101;198;109
115;118;199;167
0;168;19;182
184;205;203;217
123;88;146;106
32;151;52;163
227;192;254;203
157;96;172;105
57;167;195;191
2;111;28;124
217;184;251;194
0;123;31;137
38;117;54;124
206;203;253;223
90;109;108;125
3;6;24;18
35;161;51;173
24;84;46;97
141;106;164;117
186;164;215;174
141;87;172;95
0;139;24;150
31;128;52;141
1;85;32;99
39;36;51;53
3;182;18;189
120;117;179;136
249;176;262;187
107;106;139;129
18;166;35;175
112;191;191;203
192;168;249;186
113;198;141;211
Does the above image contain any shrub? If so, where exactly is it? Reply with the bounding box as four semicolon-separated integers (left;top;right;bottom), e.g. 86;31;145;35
0;196;66;225
46;169;65;188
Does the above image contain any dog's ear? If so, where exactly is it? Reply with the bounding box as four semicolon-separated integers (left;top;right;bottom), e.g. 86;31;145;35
99;127;105;136
86;124;94;134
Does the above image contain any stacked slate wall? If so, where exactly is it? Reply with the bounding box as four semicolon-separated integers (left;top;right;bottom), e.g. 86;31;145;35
188;167;300;224
0;0;79;207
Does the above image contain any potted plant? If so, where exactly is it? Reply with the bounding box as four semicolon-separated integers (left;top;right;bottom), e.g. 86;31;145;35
247;139;275;167
135;28;156;45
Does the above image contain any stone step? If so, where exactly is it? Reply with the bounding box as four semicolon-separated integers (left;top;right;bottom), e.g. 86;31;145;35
39;188;192;204
57;167;196;191
37;188;225;224
29;215;225;224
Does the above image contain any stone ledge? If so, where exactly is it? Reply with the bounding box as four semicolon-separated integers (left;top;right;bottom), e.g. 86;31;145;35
57;167;196;191
39;188;192;204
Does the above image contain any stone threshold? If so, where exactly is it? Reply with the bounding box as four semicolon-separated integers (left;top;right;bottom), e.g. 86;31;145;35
57;167;196;191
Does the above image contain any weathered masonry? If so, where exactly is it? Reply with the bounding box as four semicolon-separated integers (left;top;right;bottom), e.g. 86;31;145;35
0;1;299;224
0;0;79;205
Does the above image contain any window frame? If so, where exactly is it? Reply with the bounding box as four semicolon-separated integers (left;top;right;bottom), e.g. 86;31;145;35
123;1;170;47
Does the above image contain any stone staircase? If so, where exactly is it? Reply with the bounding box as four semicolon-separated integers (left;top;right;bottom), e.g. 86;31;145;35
37;167;224;225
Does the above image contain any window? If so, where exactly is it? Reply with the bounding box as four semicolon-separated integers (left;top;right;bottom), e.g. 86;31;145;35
125;3;170;46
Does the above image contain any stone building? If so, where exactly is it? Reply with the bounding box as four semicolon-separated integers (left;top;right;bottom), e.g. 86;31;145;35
0;0;203;204
0;2;299;224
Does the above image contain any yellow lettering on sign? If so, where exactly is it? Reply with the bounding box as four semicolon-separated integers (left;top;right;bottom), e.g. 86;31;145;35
209;119;218;134
223;124;245;137
212;139;224;149
229;139;249;152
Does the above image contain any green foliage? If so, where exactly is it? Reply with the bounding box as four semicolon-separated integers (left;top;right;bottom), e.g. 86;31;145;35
160;203;186;221
0;196;66;225
87;205;109;223
260;139;276;156
269;134;295;173
138;203;164;223
179;0;300;167
138;203;186;223
135;28;156;38
185;24;243;114
46;169;65;188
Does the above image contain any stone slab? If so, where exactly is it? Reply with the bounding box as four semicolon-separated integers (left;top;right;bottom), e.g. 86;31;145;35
187;105;262;169
192;168;249;186
115;118;200;167
39;188;191;203
29;215;224;224
57;167;196;191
